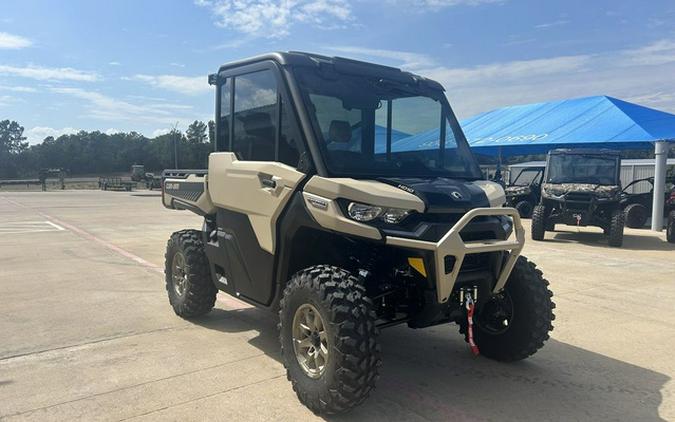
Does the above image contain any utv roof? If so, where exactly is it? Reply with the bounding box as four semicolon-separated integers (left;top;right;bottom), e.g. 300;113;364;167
214;51;444;92
548;148;620;156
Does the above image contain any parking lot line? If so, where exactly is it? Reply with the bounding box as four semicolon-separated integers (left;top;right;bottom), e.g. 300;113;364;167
0;220;66;234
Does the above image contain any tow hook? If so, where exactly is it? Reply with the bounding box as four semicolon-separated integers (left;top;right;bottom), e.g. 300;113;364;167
459;286;480;356
573;213;582;225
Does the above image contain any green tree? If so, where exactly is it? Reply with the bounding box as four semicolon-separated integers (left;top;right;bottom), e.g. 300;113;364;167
208;120;215;147
0;120;28;178
186;120;208;144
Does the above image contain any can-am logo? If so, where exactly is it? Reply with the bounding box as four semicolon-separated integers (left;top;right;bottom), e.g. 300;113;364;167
451;191;463;200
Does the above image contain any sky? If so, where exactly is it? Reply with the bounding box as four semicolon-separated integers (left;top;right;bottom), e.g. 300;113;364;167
1;0;675;144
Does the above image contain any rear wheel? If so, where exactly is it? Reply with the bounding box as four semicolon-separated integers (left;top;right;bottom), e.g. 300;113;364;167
279;265;380;415
667;211;675;243
515;200;533;218
165;230;217;318
460;256;555;361
624;203;648;228
608;209;625;247
531;205;547;241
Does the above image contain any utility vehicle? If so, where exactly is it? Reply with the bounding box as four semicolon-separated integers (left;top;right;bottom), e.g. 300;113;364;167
161;52;555;414
532;148;624;247
621;176;675;228
505;166;545;218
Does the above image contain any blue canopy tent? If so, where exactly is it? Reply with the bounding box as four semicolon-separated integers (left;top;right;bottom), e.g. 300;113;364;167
461;96;675;157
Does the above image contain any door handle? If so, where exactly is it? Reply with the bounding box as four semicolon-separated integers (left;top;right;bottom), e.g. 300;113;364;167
261;178;276;188
261;175;284;196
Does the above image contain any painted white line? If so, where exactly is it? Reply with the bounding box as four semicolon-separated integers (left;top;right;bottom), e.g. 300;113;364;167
0;221;66;234
44;221;66;231
0;229;67;235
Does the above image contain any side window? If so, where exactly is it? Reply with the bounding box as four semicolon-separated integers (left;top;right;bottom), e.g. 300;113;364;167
233;70;277;161
279;96;300;167
217;77;231;151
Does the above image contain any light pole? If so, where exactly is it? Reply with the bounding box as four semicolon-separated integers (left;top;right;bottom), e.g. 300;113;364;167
172;122;179;169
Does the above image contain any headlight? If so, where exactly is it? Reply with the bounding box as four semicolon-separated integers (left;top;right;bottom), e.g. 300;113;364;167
347;202;412;224
347;202;383;222
508;186;530;195
543;186;565;199
595;187;619;199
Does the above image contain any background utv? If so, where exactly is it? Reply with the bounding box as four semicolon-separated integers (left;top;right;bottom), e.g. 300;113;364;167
161;52;555;414
532;149;625;247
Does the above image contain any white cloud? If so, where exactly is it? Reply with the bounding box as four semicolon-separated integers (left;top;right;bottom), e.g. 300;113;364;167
196;0;353;38
0;95;13;107
329;39;675;118
152;128;171;137
109;61;121;66
105;128;122;135
132;74;211;95
424;54;591;87
25;126;80;144
535;19;570;29
0;64;100;82
621;39;675;66
392;0;503;8
0;32;32;49
0;85;37;93
50;87;201;128
326;46;437;68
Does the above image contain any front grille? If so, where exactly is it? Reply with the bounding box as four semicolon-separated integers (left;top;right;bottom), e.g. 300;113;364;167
564;192;592;211
566;192;592;202
459;252;491;271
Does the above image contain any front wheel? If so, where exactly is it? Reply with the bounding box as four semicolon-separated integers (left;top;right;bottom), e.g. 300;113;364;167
667;211;675;244
165;229;217;318
608;209;625;247
531;205;547;241
279;265;381;415
515;200;533;218
461;256;555;361
624;203;648;228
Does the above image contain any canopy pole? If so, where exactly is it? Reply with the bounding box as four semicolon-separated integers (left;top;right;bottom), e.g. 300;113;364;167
650;140;669;231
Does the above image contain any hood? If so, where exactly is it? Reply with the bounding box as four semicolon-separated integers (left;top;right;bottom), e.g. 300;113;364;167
542;183;620;195
506;185;531;195
379;177;491;211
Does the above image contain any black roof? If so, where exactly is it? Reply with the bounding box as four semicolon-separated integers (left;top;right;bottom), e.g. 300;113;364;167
548;148;621;156
215;51;444;92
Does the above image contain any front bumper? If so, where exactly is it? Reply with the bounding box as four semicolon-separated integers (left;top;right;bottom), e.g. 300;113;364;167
385;207;524;304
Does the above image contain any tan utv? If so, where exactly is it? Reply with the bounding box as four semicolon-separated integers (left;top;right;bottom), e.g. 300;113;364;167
161;52;555;414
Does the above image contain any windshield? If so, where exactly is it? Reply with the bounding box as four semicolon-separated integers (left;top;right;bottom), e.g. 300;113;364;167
511;168;543;186
546;154;619;185
295;69;482;179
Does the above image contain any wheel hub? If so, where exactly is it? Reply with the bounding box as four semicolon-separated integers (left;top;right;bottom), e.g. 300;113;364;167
292;303;329;379
478;293;514;335
172;252;188;296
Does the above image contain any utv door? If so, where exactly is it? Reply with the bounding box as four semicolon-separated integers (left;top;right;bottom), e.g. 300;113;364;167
209;65;306;304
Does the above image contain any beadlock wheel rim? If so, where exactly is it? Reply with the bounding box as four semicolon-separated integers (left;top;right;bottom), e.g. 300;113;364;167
172;252;187;297
292;303;329;379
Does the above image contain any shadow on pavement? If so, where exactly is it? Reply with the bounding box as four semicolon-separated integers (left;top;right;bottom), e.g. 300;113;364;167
194;307;668;422
548;229;674;251
130;193;162;197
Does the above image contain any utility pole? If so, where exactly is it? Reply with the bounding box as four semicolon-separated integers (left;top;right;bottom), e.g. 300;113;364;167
172;122;179;169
